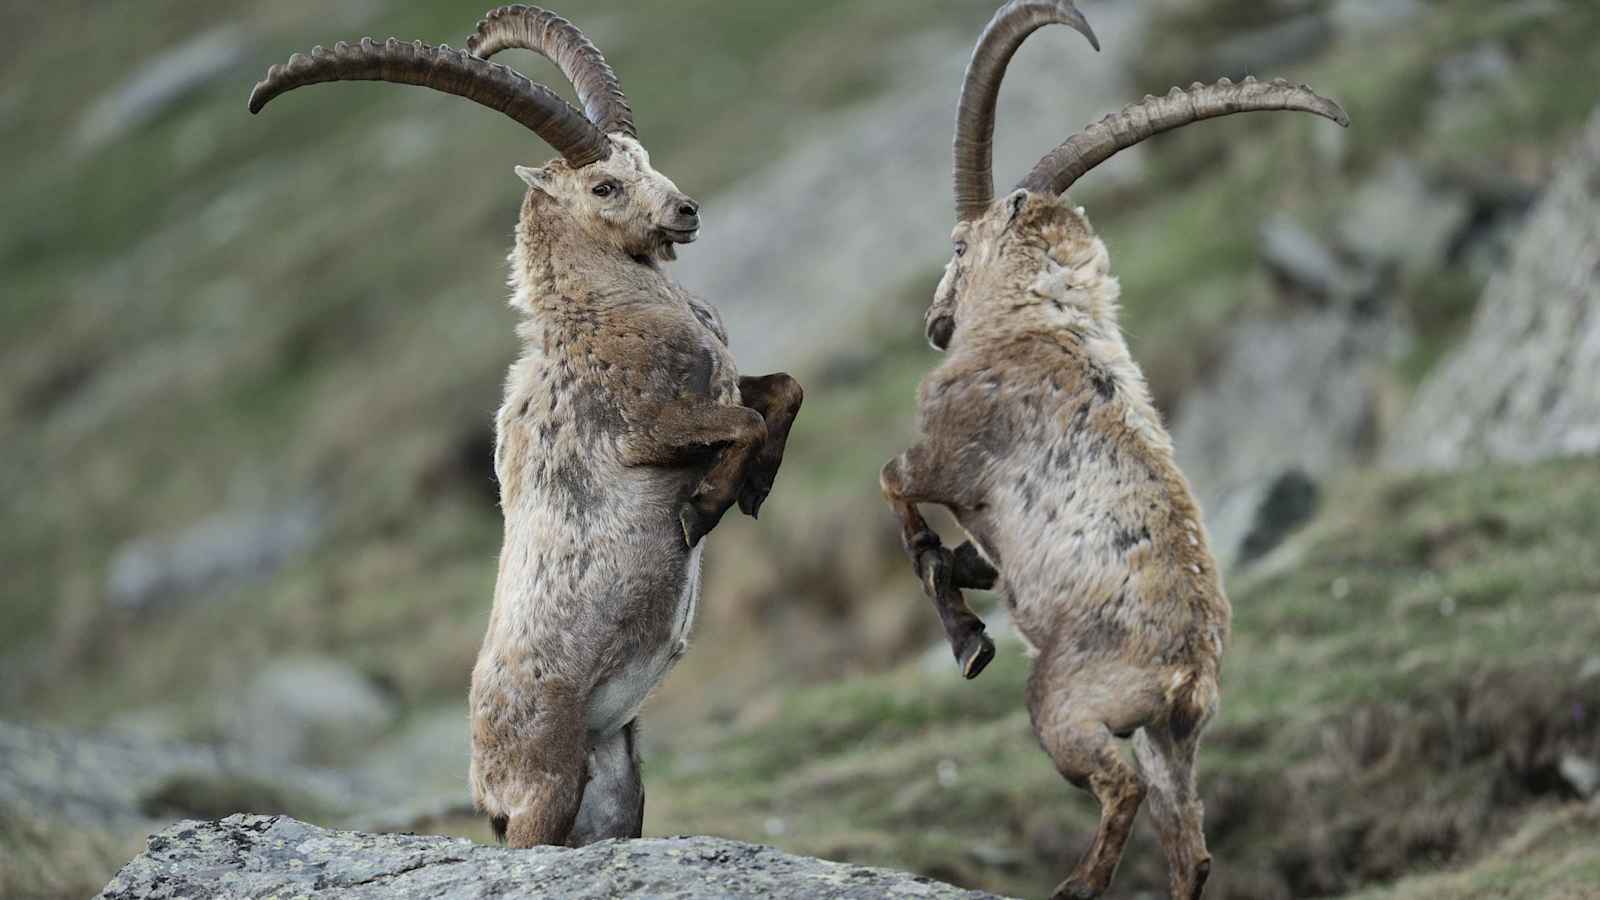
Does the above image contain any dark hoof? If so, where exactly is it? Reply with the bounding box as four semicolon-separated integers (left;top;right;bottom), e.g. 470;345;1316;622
678;500;724;548
1189;857;1211;900
957;630;995;680
737;474;772;519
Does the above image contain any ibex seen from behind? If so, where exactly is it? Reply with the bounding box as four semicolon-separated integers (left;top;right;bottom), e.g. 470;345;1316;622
880;3;1347;897
250;5;803;848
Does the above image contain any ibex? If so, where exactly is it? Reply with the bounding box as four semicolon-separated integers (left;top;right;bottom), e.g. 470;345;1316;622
250;5;803;848
880;3;1347;898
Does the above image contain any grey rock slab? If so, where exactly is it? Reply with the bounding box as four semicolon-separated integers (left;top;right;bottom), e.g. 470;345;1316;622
0;720;365;832
1172;304;1400;568
97;814;1008;899
1388;106;1600;470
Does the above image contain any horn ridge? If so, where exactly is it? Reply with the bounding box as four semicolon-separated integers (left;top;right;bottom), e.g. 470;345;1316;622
953;0;1099;221
466;5;635;138
248;34;611;168
1018;76;1348;198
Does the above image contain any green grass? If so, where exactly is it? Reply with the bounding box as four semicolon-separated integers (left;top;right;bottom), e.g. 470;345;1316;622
640;458;1600;899
4;3;1600;899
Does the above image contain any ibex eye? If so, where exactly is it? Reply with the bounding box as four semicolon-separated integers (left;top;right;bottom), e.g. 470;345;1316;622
592;183;614;197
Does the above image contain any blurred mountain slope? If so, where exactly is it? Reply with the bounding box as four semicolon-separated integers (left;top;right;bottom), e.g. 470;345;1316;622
3;1;1600;899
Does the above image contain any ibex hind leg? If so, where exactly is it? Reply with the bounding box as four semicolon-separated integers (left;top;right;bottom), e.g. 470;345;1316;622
1133;725;1213;900
478;696;589;848
1029;653;1165;900
502;764;586;848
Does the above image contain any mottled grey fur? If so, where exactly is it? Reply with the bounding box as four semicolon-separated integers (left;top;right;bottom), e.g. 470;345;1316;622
883;187;1228;900
469;137;802;848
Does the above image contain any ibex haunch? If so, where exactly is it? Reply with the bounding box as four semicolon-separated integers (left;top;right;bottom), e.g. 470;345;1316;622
880;3;1347;898
250;4;803;848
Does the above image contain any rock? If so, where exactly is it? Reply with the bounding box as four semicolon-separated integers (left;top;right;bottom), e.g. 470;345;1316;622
105;501;321;612
0;720;362;834
1259;214;1377;302
74;27;247;152
1387;107;1600;470
1236;468;1321;565
1336;157;1472;280
1172;304;1398;568
97;814;1005;899
223;657;398;765
1558;754;1600;799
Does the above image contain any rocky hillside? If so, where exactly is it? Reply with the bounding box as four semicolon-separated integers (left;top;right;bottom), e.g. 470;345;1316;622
4;1;1600;899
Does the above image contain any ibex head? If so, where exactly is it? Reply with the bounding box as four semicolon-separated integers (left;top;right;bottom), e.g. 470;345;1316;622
249;5;700;263
925;0;1349;351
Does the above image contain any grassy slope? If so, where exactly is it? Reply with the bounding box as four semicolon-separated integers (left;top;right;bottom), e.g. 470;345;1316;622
4;2;1600;899
0;0;968;716
6;1;1599;719
642;458;1600;899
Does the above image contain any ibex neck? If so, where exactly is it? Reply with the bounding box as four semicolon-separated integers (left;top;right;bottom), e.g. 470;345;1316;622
509;223;665;315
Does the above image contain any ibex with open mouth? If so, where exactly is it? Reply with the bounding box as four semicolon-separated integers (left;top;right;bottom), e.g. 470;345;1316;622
250;4;803;848
880;2;1347;897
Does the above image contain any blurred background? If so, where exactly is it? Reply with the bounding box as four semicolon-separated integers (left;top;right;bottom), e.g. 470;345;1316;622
4;1;1600;898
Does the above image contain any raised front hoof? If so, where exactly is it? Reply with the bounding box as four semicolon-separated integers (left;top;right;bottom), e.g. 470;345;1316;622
956;629;995;680
737;470;774;519
678;499;727;548
1050;875;1103;900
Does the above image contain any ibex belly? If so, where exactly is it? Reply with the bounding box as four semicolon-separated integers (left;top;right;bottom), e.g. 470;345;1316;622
585;543;702;739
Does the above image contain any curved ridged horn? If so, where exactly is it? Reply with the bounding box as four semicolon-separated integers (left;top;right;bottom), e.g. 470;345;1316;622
954;0;1100;222
466;5;635;139
1019;76;1350;198
248;37;610;168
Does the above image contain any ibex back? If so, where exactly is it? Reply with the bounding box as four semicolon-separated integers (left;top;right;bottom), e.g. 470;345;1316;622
880;3;1347;898
250;4;802;848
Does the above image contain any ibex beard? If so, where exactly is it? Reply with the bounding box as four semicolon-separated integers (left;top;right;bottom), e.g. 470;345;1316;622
249;4;802;849
880;3;1347;898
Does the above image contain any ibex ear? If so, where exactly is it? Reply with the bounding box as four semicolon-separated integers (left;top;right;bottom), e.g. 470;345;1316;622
1004;189;1030;227
515;165;552;192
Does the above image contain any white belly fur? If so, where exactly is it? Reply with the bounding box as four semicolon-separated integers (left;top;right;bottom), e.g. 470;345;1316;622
585;544;702;739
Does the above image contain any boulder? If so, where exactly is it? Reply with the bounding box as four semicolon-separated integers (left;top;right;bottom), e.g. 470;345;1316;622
105;501;321;612
1172;304;1397;568
223;656;398;765
97;814;1004;900
1387;107;1600;469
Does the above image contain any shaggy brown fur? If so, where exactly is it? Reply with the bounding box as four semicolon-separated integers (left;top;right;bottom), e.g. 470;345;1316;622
470;135;803;848
884;189;1227;900
248;4;803;852
881;3;1345;893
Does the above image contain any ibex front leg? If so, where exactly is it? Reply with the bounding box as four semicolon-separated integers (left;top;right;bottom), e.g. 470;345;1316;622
880;444;997;679
736;373;805;519
623;402;767;548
